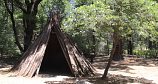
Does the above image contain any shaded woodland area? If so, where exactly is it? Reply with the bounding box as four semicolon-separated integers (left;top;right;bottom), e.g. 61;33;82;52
0;0;158;84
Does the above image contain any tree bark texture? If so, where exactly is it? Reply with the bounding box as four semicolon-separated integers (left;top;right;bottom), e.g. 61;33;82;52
112;26;123;61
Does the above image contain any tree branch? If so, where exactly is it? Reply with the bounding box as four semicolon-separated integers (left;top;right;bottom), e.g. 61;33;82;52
14;0;27;13
25;0;30;5
31;0;42;15
4;0;12;13
34;0;42;5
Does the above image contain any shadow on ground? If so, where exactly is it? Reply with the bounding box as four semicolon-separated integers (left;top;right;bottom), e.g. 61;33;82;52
0;55;157;84
45;74;154;84
0;56;18;75
93;55;158;71
45;55;155;84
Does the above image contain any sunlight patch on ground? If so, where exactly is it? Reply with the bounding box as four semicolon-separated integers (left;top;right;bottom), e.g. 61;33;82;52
0;77;44;84
37;75;71;81
0;75;71;84
0;67;11;71
109;65;158;84
94;64;158;84
95;68;104;75
0;66;71;84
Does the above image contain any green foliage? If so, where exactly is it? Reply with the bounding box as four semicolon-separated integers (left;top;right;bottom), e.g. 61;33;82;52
62;1;113;54
133;50;158;58
0;3;19;57
62;0;158;55
1;0;158;57
75;0;94;7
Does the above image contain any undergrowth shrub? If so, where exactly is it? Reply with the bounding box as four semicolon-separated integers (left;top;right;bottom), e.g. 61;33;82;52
133;50;158;58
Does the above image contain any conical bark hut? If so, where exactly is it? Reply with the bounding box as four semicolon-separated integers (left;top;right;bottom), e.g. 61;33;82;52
11;12;95;77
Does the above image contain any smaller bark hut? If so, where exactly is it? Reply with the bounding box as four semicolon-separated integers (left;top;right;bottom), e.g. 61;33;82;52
11;13;95;77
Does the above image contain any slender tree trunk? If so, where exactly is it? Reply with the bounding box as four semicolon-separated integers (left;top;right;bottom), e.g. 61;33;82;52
148;40;153;50
107;33;110;55
153;41;157;49
102;28;117;78
0;47;4;57
127;40;133;55
156;42;158;49
107;39;109;55
127;34;133;55
4;0;24;52
102;25;125;78
91;30;96;63
102;45;116;78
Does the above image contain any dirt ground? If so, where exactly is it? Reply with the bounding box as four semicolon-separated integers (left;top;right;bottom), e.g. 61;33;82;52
93;56;158;84
0;56;158;84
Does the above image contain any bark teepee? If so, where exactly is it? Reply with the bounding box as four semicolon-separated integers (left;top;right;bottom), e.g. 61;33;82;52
11;11;95;77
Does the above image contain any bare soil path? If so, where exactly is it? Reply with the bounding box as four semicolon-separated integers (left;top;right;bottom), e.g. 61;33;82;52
0;56;158;84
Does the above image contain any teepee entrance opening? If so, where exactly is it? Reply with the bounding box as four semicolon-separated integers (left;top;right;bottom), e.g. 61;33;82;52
39;32;72;75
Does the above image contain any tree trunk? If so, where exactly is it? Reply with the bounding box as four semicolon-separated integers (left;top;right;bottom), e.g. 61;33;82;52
127;40;133;55
14;0;42;51
23;13;36;51
107;33;110;55
102;26;123;78
128;41;133;55
102;28;117;78
148;40;153;50
127;34;133;55
112;40;123;61
91;30;96;63
4;0;24;52
153;41;157;49
112;27;123;61
0;47;4;57
102;44;116;79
